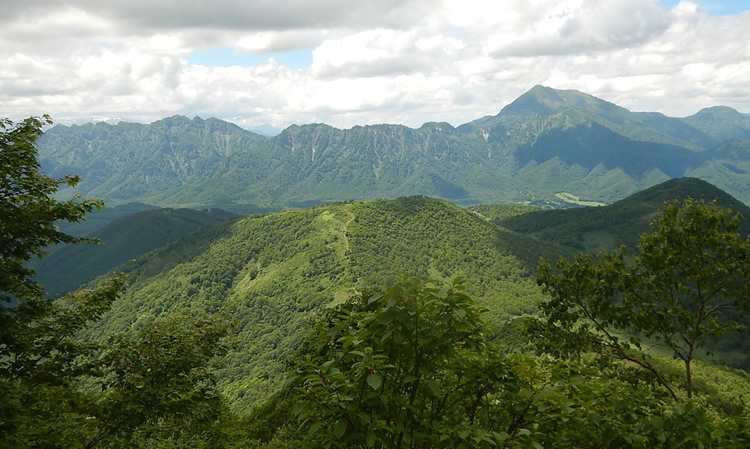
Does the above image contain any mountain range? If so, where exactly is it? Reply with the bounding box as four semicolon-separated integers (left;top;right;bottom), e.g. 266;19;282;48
37;85;750;210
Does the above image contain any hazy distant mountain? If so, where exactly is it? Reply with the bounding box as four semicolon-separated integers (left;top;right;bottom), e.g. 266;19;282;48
682;106;750;142
39;116;268;204
246;123;282;136
37;86;750;209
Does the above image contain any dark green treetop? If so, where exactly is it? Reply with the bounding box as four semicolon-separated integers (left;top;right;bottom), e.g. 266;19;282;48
531;198;750;399
1;115;104;302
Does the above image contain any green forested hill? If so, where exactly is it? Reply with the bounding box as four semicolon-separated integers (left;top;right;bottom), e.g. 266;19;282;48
33;207;235;296
682;106;750;142
55;202;159;237
86;196;571;412
495;177;750;252
36;86;750;210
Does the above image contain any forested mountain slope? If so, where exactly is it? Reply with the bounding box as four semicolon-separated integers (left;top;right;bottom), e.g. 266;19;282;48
55;202;159;237
85;196;569;412
492;177;750;251
10;105;750;448
33;207;235;296
37;86;750;210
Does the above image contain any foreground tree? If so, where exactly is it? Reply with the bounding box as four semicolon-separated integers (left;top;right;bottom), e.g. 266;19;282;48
0;115;103;303
83;314;232;449
0;277;126;447
295;277;520;449
0;116;231;448
293;277;750;449
1;115;121;444
530;198;750;399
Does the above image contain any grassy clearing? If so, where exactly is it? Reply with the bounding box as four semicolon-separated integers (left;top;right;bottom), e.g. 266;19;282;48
555;192;606;207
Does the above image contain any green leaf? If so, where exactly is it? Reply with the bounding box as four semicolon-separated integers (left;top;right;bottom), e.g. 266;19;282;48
308;422;322;436
367;373;382;390
334;418;347;438
427;379;442;396
366;430;376;447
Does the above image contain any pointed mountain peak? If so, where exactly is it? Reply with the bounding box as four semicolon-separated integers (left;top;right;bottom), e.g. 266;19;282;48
498;85;629;119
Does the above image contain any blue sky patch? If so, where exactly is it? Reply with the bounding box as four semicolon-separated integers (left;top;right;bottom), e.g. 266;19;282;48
188;47;313;69
659;0;750;15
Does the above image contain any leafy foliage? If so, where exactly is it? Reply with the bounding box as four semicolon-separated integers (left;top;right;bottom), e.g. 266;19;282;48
84;314;232;449
1;116;232;448
296;277;518;449
0;115;119;404
292;277;750;449
0;277;126;447
529;198;750;399
0;115;103;302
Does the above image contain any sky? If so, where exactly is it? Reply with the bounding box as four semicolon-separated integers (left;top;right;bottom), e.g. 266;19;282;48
1;0;749;133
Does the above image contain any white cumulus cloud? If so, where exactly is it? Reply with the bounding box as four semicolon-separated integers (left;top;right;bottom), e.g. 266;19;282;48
0;0;748;130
